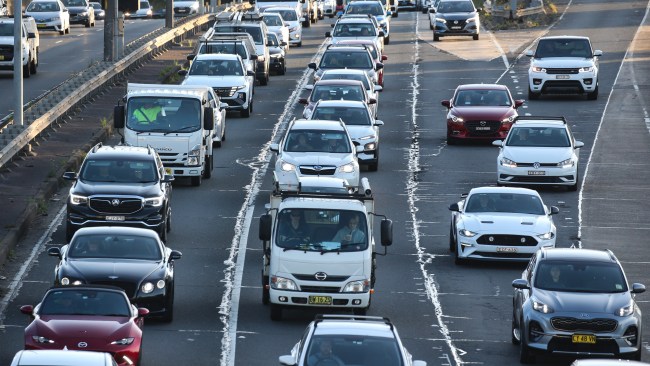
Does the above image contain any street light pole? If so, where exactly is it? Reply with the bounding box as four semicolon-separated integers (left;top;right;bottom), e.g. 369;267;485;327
13;0;23;126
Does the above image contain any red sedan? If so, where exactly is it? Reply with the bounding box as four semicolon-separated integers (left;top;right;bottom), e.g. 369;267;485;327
21;286;148;366
441;84;524;144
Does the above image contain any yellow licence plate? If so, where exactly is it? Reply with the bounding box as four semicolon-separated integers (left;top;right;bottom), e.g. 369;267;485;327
572;334;596;344
37;24;46;28
308;296;332;305
0;55;4;61
165;168;172;175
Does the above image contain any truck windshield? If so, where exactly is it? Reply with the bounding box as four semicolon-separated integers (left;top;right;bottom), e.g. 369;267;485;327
276;209;368;252
126;97;201;133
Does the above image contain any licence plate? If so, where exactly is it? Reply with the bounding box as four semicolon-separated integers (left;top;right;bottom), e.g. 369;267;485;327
165;167;172;175
37;23;46;28
0;55;3;61
106;216;125;221
475;126;491;131
308;296;332;305
496;247;518;253
572;334;596;344
451;26;461;30
556;75;570;79
528;170;546;176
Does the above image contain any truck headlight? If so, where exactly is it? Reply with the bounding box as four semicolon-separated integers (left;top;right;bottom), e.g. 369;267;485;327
500;157;517;168
271;276;298;291
280;161;296;172
70;194;88;205
338;163;355;173
144;195;165;207
343;279;369;293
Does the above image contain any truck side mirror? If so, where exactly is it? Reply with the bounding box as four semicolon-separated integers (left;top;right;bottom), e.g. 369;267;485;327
203;107;214;130
186;54;196;61
28;32;36;39
113;105;125;129
380;219;393;246
308;62;317;70
259;214;272;241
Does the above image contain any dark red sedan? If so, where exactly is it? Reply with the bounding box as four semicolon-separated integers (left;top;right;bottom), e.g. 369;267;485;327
21;286;148;366
441;84;524;144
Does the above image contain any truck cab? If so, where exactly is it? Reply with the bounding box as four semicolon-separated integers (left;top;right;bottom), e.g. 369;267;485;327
259;176;393;321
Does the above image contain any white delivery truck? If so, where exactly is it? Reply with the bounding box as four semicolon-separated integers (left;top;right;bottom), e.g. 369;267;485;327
259;175;393;320
113;83;227;186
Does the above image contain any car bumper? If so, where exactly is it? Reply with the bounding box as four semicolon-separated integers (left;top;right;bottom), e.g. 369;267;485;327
275;168;360;188
529;71;598;94
456;236;555;262
66;205;166;233
497;165;578;186
447;121;511;140
435;22;479;36
34;20;64;31
69;14;90;24
270;288;370;308
25;341;141;366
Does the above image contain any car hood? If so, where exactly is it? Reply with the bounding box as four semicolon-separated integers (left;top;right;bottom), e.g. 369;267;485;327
461;213;551;234
451;106;514;120
182;75;246;88
436;11;477;20
346;125;376;140
73;181;161;197
282;151;353;166
534;288;631;314
532;58;595;68
33;316;132;345
502;146;574;163
333;36;379;44
64;259;161;284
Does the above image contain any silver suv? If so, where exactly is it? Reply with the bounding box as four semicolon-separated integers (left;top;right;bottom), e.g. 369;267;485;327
526;36;602;100
512;248;645;363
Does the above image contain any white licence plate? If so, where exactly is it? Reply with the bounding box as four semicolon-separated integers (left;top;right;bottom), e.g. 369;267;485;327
556;75;570;79
496;247;518;253
528;170;546;176
475;126;491;131
106;216;125;221
451;26;461;30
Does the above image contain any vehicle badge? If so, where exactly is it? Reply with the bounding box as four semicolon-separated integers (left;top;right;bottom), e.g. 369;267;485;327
108;276;119;279
111;199;121;206
480;121;486;126
77;342;88;348
488;236;494;242
454;20;458;24
521;237;526;243
533;162;540;169
313;165;323;171
579;313;590;319
314;272;328;281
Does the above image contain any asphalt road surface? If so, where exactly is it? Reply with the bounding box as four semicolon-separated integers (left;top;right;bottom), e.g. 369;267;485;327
1;0;650;365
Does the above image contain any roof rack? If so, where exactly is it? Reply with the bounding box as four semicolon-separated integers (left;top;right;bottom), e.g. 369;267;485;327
214;10;242;23
241;11;263;22
314;314;393;329
514;116;567;124
91;142;103;153
326;43;369;50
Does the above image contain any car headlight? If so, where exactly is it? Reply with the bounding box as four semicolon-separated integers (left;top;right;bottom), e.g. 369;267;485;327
79;11;88;16
271;275;298;290
338;162;355;173
532;298;554;313
449;114;464;123
579;66;594;72
280;160;296;172
70;193;88;205
343;279;370;293
236;84;247;90
531;66;546;73
60;277;83;286
141;282;155;293
435;17;446;23
500;157;517;168
617;300;635;317
363;142;376;151
537;231;555;240
110;337;135;345
466;17;477;22
557;158;574;168
501;116;515;123
459;229;477;237
32;336;55;344
144;195;165;207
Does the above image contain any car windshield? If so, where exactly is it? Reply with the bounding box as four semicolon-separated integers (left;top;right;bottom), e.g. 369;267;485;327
62;0;85;6
437;0;474;12
312;106;372;126
90;3;101;9
284;129;352;153
188;58;243;76
505;127;571;147
267;33;279;46
126;96;202;133
333;22;376;37
266;9;297;21
215;25;263;45
275;209;368;251
140;1;150;8
464;193;545;215
320;51;372;69
305;335;404;366
310;85;365;102
454;89;511;107
322;72;371;90
534;261;628;293
80;158;158;183
347;3;384;15
26;1;60;12
69;234;162;260
535;38;592;58
263;14;283;26
40;289;131;317
199;43;247;61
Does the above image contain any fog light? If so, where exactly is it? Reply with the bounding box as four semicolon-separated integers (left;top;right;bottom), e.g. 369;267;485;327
583;78;593;85
279;296;288;302
533;79;542;85
529;320;544;342
352;299;362;305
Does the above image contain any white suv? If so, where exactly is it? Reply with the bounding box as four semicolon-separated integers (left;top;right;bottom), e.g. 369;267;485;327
526;36;602;100
270;119;360;188
492;116;584;191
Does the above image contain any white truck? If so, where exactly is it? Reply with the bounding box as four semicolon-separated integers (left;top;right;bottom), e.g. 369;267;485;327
0;16;38;77
113;83;227;186
258;175;393;321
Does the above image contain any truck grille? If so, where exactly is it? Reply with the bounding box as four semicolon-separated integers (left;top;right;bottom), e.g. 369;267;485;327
293;274;349;282
476;234;538;246
300;285;341;293
89;197;143;214
213;87;237;98
300;166;336;176
551;317;618;333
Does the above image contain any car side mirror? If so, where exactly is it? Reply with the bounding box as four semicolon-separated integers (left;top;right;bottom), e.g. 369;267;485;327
374;120;384;126
162;174;175;183
308;62;317;70
177;69;188;76
62;171;78;180
380;219;393;246
492;140;503;147
441;100;450;108
279;355;296;366
325;31;331;37
20;305;34;315
250;54;258;60
549;206;559;215
574;141;584;149
247;70;256;77
269;143;279;152
220;102;228;109
138;308;150;317
170;250;182;260
514;99;525;108
330;24;335;28
47;247;62;258
512;279;530;290
378;31;385;37
448;203;459;212
375;85;383;92
375;63;383;71
281;42;287;46
259;214;272;241
593;50;603;57
632;283;646;294
186;54;196;61
525;49;534;57
428;8;435;13
298;98;308;105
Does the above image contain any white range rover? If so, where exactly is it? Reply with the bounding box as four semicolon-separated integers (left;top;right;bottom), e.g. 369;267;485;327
448;186;559;265
526;35;602;100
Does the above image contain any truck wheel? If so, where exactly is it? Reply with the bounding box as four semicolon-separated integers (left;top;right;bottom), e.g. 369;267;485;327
270;304;283;321
191;175;202;187
23;60;31;78
203;155;212;179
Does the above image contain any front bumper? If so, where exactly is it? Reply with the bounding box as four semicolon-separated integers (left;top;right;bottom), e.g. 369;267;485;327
456;234;554;262
66;205;165;234
34;20;64;32
529;71;598;95
275;166;360;188
435;21;479;37
270;288;370;308
270;56;285;72
497;164;578;186
447;120;511;141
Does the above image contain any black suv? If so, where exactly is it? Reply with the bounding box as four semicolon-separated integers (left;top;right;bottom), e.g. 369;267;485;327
63;144;173;242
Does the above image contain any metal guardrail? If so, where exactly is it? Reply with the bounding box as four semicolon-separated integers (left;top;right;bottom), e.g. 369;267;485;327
0;3;250;169
483;0;545;18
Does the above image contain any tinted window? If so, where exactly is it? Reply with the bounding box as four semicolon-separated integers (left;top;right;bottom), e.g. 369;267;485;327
267;33;279;46
26;1;60;11
454;89;511;107
69;234;162;260
505;127;571;147
140;1;150;8
188;58;243;76
320;51;372;68
347;2;384;15
305;335;403;366
0;23;13;36
333;22;376;36
536;38;592;58
40;289;131;316
312;106;372;126
266;9;297;21
275;209;367;251
310;85;365;102
62;0;86;6
215;25;263;44
284;130;352;154
80;158;158;183
535;261;628;293
321;72;371;90
199;43;247;60
465;193;545;215
263;14;283;26
437;0;474;12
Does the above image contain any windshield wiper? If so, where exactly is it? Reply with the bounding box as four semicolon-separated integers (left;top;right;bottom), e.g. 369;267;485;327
164;126;199;135
136;128;168;134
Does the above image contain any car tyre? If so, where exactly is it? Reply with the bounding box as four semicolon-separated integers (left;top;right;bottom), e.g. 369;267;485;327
85;20;91;27
433;33;440;41
587;84;598;100
528;88;540;100
23;59;31;78
59;28;65;35
393;10;398;17
511;309;520;345
30;56;37;74
303;19;310;27
384;35;390;45
519;321;536;364
166;208;171;233
454;246;465;265
422;7;427;13
448;225;455;252
161;287;174;322
297;41;302;47
270;304;283;321
473;34;479;40
262;274;270;305
159;222;167;243
241;100;252;118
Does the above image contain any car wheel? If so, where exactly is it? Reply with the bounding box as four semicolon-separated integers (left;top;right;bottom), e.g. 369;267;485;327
384;35;390;45
422;7;427;13
65;24;70;34
203;154;212;179
433;33;439;41
448;225;455;252
136;347;143;366
511;308;520;345
393;11;398;17
528;88;540;100
454;246;465;265
161;287;174;322
166;207;171;233
519;321;536;364
270;304;283;321
473;34;479;40
213;138;222;148
303;19;310;27
59;28;65;35
191;174;202;187
429;22;433;30
85;20;91;27
65;224;75;242
241;100;252;118
587;84;598;100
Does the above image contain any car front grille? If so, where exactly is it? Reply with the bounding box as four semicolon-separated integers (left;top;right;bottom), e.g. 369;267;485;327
551;317;618;333
89;197;143;214
299;166;337;176
545;68;580;75
91;281;138;299
476;234;538;246
446;19;467;28
293;274;349;282
213;87;237;98
465;120;501;136
516;162;560;167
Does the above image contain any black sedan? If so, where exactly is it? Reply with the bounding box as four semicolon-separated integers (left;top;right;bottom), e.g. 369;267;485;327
48;226;181;322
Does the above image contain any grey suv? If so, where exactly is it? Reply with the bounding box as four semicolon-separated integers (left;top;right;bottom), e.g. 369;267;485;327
512;248;645;363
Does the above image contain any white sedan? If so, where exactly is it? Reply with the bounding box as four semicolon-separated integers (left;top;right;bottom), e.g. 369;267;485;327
448;186;559;264
24;0;70;35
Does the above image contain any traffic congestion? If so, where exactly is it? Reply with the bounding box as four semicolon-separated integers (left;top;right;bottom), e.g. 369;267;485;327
1;0;650;365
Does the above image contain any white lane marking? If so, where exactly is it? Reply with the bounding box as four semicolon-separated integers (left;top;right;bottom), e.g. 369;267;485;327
577;2;650;248
221;40;329;366
486;28;509;69
410;13;464;366
0;205;66;325
56;40;63;44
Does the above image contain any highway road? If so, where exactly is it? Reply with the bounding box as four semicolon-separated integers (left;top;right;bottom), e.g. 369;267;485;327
1;0;650;365
0;18;165;119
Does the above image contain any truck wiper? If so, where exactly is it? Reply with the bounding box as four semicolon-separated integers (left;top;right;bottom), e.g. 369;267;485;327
136;129;168;134
164;126;198;135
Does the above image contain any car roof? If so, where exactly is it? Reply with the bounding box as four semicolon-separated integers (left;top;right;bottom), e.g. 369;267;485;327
315;100;367;109
540;248;617;263
74;226;161;238
312;319;395;338
46;284;129;294
468;186;541;196
512;117;567;128
291;119;346;131
456;84;509;91
336;17;375;24
88;144;156;159
314;79;365;87
14;350;111;366
195;53;241;61
539;35;591;41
